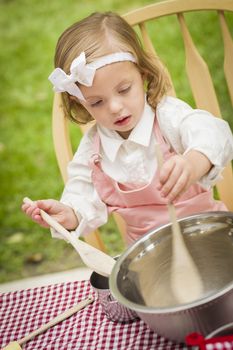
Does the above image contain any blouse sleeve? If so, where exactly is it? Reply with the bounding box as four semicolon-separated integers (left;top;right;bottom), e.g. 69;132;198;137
157;96;233;189
51;126;108;240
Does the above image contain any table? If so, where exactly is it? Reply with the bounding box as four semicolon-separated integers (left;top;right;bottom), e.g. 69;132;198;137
0;280;190;349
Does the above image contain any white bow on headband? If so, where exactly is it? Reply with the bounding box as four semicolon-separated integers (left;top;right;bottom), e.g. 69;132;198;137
48;51;136;101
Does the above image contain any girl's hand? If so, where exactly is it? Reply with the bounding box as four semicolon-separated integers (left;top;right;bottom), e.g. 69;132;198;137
21;199;79;230
157;150;212;203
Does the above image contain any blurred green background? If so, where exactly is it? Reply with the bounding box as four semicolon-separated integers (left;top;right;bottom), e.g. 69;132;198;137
0;0;232;283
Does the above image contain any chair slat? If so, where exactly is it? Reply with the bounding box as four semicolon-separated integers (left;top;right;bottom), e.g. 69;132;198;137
218;10;233;107
139;22;156;55
217;165;233;211
177;13;233;210
177;13;221;117
139;22;176;96
112;213;127;244
52;93;73;183
84;229;106;252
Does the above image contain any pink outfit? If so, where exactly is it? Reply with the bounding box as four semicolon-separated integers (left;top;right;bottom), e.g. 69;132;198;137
89;117;227;245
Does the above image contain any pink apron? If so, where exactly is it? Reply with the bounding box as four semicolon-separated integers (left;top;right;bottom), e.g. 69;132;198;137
89;117;227;244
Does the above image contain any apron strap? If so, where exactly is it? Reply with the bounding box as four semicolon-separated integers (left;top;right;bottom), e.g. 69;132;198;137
89;132;102;167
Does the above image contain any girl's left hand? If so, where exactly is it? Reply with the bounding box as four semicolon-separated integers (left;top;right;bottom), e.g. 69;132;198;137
157;150;212;203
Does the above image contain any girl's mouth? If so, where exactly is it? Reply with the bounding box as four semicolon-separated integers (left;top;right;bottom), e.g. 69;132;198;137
114;116;131;126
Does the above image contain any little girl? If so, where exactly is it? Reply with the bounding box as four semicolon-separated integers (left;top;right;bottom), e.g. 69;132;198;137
22;11;233;244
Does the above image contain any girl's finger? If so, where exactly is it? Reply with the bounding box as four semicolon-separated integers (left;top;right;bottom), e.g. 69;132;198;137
25;206;40;218
23;204;50;228
166;172;189;202
32;215;50;228
160;163;182;197
159;159;175;185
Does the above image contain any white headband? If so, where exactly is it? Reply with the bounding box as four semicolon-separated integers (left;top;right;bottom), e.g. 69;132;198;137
48;51;136;101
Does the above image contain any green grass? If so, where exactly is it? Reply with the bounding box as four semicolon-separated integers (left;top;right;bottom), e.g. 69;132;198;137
0;0;232;283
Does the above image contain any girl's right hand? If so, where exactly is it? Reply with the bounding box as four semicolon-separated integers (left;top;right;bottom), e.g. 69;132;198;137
21;199;79;230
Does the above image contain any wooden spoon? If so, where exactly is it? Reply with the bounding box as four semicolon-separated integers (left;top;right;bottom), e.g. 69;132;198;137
2;297;94;350
23;197;115;277
155;145;203;303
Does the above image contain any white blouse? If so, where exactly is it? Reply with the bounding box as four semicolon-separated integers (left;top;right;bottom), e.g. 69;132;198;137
52;96;233;240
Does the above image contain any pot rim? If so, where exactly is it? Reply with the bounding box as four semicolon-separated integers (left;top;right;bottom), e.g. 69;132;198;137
109;211;233;314
206;321;233;338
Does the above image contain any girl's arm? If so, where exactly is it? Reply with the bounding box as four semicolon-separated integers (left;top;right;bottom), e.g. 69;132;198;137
157;96;233;202
158;149;212;203
22;127;108;240
52;127;108;239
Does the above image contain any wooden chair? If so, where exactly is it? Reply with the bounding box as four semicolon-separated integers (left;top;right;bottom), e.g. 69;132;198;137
52;0;233;251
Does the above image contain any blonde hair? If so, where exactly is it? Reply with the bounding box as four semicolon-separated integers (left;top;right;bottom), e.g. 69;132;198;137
54;11;171;124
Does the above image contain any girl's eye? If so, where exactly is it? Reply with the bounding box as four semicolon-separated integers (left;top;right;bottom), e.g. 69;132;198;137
119;85;131;94
90;100;103;107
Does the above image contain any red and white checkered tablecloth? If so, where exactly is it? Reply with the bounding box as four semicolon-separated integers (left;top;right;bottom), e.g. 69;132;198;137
0;280;188;350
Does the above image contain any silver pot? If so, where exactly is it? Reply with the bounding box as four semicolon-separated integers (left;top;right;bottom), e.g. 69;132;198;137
90;256;138;323
207;322;233;337
109;211;233;343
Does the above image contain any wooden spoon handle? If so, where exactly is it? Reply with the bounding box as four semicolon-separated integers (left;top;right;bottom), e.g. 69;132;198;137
155;143;164;170
155;144;203;303
23;197;115;277
155;144;182;233
18;297;94;345
23;197;76;241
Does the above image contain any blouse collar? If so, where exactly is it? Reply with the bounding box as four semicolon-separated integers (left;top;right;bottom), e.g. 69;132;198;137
97;100;155;162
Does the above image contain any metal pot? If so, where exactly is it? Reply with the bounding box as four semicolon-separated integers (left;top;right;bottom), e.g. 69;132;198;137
109;211;233;343
207;322;233;338
90;256;138;323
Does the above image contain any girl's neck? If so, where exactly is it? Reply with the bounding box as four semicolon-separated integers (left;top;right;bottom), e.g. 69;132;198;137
117;129;133;139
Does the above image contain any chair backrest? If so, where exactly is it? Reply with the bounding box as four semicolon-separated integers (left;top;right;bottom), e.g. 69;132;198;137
52;0;233;251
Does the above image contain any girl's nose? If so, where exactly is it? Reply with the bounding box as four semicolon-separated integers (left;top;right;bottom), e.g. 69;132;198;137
108;97;123;114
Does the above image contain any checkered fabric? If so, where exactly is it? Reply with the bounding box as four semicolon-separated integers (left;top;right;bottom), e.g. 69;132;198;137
0;280;188;349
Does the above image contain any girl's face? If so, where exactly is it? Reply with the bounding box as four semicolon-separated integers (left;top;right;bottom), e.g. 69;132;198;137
79;61;145;139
